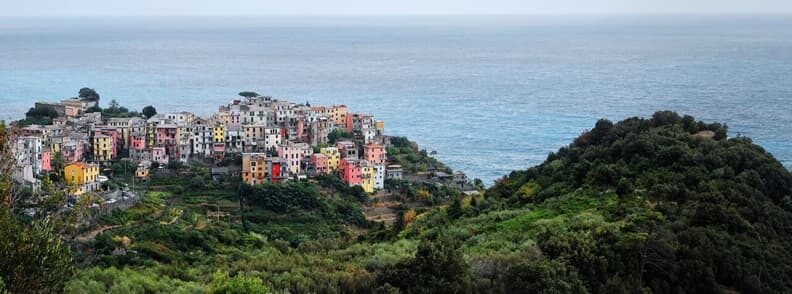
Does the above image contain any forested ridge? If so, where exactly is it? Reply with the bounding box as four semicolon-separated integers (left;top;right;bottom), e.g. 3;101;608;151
481;111;792;293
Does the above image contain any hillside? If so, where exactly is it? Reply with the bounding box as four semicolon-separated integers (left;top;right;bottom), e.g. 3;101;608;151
5;111;792;293
468;111;792;293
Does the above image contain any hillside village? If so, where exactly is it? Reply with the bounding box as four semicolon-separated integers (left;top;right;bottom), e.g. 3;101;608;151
9;89;475;210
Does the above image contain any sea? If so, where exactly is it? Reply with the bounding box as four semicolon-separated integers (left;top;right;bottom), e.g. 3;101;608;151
1;15;790;184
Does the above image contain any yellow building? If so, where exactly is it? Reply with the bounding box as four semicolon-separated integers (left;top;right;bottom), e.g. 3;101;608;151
320;147;341;172
64;162;100;195
146;120;159;147
213;123;226;143
360;163;375;193
51;142;61;154
93;134;112;161
135;163;150;179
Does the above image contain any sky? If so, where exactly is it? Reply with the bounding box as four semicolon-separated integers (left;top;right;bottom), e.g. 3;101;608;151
1;0;792;17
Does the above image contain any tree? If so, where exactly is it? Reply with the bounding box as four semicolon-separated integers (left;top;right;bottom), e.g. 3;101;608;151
208;271;269;294
0;210;74;293
51;152;66;177
328;129;351;144
379;237;471;293
447;197;464;219
0;122;76;293
108;99;120;112
85;105;102;113
24;105;59;125
238;91;259;99
503;259;588;293
142;105;157;118
78;87;100;102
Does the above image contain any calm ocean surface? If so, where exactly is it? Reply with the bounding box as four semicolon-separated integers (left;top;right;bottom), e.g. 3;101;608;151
1;15;790;183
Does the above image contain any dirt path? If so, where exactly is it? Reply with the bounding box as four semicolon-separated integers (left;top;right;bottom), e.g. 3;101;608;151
76;224;124;242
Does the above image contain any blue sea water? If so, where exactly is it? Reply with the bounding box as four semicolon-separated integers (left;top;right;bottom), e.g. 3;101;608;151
1;15;791;184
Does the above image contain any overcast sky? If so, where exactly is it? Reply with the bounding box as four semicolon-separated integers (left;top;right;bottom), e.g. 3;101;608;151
2;0;791;16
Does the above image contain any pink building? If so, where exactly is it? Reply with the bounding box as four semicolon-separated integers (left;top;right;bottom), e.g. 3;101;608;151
340;158;362;186
311;153;329;175
364;143;386;165
278;143;312;175
156;124;178;158
40;149;52;172
152;147;168;165
156;125;177;147
131;133;146;151
62;142;84;163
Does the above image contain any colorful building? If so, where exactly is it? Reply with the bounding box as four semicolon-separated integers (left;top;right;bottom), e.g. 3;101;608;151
310;153;329;175
242;153;288;185
64;162;100;195
156;124;178;147
94;128;120;159
330;105;348;126
130;132;146;151
363;143;386;165
360;162;385;193
277;142;313;175
212;123;225;144
320;147;341;172
40;149;51;172
92;134;113;162
135;161;151;179
61;141;84;163
360;161;375;193
339;158;362;187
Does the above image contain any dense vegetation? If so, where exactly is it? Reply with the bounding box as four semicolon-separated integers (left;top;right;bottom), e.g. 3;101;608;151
482;111;792;293
3;111;792;293
86;99;142;118
79;87;100;103
387;136;451;174
23;105;59;125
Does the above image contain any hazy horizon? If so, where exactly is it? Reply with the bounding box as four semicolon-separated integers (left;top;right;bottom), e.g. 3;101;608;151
2;0;792;17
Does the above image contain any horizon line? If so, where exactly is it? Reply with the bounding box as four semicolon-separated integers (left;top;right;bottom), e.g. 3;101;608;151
2;12;792;18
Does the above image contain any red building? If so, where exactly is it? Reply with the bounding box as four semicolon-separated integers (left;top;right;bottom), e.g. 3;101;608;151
310;153;329;175
130;133;146;151
339;158;362;186
270;159;287;183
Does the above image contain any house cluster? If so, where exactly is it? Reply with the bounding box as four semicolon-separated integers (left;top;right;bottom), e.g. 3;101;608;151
10;95;403;195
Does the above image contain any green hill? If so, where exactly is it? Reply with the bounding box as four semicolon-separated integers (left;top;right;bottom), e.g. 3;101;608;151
463;111;792;293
